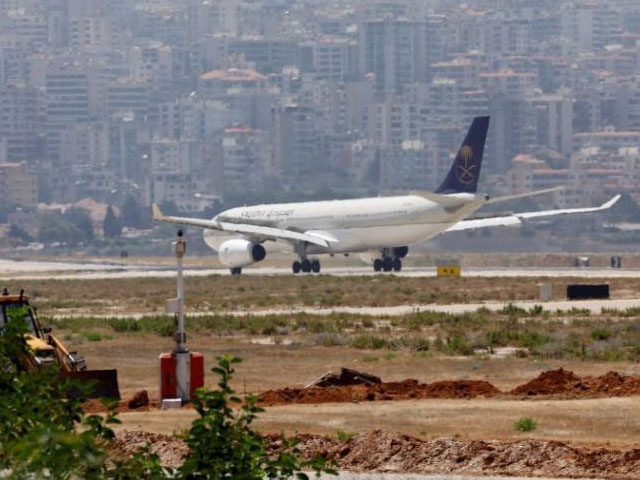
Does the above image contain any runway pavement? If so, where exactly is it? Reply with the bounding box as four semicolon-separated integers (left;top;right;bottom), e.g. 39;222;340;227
2;258;640;280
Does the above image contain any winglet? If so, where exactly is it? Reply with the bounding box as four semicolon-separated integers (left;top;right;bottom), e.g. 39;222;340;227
152;203;164;221
600;194;621;210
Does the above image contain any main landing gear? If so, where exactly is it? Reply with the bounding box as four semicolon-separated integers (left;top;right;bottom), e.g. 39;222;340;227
292;258;321;274
230;267;242;275
373;248;405;273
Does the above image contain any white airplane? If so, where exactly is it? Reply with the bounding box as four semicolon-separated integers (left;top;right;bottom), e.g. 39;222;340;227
153;116;620;274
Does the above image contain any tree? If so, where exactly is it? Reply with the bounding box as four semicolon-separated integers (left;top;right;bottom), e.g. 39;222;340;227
7;224;33;244
122;195;142;228
37;213;82;244
179;356;332;479
65;207;95;243
103;205;122;238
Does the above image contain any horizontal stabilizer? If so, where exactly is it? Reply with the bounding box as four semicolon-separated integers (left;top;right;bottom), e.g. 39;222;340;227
485;186;563;205
410;191;473;208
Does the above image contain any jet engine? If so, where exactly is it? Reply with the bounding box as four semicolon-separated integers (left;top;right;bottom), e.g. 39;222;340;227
218;239;266;267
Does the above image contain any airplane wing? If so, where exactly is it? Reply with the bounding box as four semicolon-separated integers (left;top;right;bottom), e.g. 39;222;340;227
152;204;330;247
447;195;621;233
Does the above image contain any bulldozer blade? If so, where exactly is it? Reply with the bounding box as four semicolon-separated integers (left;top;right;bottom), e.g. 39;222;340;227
63;369;121;399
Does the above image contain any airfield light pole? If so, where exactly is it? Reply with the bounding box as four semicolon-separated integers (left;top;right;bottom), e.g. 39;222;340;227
174;229;189;400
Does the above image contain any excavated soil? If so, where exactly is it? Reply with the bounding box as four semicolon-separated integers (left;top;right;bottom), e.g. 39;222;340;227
113;430;189;468
283;431;640;479
81;369;640;413
259;379;500;405
112;429;640;478
82;389;156;413
510;369;640;397
259;369;640;406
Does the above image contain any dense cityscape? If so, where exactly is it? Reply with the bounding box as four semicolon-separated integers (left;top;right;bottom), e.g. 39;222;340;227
1;0;640;245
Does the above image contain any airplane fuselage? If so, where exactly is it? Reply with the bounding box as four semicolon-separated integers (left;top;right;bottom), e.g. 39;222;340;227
204;193;482;254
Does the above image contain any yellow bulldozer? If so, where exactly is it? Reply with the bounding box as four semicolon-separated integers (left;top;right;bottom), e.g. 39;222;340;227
0;289;120;398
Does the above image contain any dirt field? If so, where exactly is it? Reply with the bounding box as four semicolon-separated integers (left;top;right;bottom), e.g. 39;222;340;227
6;269;640;476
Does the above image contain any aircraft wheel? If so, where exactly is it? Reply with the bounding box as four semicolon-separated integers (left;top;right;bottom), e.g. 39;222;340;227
301;259;312;273
373;259;383;272
393;257;402;272
311;259;321;273
382;257;393;272
292;261;301;274
230;267;242;275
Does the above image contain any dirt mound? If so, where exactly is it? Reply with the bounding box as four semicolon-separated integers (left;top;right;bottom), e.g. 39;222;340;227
262;368;640;406
583;371;640;396
127;390;150;409
82;391;155;413
259;378;499;406
285;431;640;478
113;430;188;468
511;368;585;396
511;369;640;397
119;429;640;476
309;368;382;387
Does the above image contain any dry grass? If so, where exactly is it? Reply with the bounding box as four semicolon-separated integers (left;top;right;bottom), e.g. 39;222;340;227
7;275;640;315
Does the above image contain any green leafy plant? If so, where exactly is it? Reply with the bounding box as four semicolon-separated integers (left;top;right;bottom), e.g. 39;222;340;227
0;308;334;479
514;417;537;433
180;355;334;479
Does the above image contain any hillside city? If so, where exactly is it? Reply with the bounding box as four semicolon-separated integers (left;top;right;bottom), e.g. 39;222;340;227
1;0;640;248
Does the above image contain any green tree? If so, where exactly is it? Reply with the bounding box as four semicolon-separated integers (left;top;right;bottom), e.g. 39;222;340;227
180;356;332;479
7;224;33;244
103;205;122;238
37;212;82;244
122;195;142;228
65;207;95;243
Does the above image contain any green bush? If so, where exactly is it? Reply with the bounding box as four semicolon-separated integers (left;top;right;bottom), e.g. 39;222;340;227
591;328;613;341
0;308;335;479
110;318;141;332
514;417;537;432
84;331;103;342
350;335;389;350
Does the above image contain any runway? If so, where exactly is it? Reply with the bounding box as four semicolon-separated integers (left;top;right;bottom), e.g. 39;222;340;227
2;258;639;280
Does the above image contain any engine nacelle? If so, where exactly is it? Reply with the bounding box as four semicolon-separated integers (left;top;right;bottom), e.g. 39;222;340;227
218;239;266;268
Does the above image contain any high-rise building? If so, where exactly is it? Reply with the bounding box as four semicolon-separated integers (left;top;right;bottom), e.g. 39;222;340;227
221;126;266;191
0;161;38;208
358;18;417;94
0;83;45;163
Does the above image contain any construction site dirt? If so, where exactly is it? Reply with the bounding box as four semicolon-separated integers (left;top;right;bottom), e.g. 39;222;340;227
112;429;640;478
257;369;640;406
85;369;640;413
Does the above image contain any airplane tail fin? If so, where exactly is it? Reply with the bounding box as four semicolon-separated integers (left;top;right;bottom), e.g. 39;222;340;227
435;116;490;194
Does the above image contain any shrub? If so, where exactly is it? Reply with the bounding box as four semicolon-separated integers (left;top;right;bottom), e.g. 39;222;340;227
591;328;613;341
445;334;474;356
0;307;335;479
514;417;537;432
84;331;102;342
336;430;356;441
110;318;141;332
350;335;389;350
